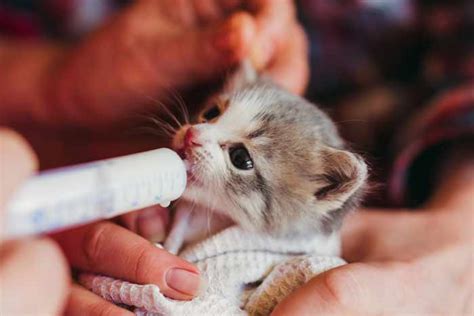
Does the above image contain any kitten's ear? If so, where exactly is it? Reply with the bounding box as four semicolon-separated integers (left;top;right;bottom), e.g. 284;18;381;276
311;147;367;206
224;59;258;92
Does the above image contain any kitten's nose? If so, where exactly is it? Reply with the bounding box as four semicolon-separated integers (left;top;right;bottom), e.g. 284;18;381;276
184;127;201;148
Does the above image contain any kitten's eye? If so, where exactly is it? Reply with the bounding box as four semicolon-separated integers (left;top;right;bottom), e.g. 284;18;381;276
229;145;254;170
203;105;221;121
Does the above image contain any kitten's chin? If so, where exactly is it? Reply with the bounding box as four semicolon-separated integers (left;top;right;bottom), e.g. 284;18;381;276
181;188;237;228
181;185;205;203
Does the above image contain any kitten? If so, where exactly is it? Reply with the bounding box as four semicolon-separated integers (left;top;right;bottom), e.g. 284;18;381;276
164;63;367;253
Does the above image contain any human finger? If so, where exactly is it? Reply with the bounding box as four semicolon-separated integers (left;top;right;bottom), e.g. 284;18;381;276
246;0;296;69
265;24;309;95
0;238;69;315
0;128;37;211
119;205;170;243
53;221;201;300
272;262;412;316
163;12;256;88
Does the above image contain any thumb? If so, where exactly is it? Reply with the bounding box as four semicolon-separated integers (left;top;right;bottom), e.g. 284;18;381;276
0;129;37;213
272;263;409;316
164;12;256;88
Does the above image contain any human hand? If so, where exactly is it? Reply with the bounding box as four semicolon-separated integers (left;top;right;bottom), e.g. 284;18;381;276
1;0;308;171
50;0;308;127
0;129;69;315
53;220;201;315
273;210;473;315
243;0;309;94
0;131;199;316
273;156;474;315
1;0;308;130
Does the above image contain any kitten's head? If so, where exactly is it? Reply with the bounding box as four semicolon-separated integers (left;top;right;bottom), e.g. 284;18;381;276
173;64;367;236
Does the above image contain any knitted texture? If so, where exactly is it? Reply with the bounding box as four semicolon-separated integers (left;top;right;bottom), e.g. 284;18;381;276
80;226;345;315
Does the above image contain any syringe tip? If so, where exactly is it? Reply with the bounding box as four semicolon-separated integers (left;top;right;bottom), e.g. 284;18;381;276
160;201;171;208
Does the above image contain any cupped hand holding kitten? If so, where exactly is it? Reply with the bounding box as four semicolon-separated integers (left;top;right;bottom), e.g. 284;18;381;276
273;151;474;316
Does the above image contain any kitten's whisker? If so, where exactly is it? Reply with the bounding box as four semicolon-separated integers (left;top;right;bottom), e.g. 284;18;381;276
157;89;189;126
169;91;190;125
158;102;183;129
149;121;175;136
145;95;183;129
134;113;176;138
147;116;177;136
136;126;173;138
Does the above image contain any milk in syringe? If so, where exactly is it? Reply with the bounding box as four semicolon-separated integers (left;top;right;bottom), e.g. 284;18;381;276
3;148;187;239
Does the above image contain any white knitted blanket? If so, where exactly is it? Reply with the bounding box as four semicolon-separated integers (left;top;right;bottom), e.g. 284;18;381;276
79;226;345;315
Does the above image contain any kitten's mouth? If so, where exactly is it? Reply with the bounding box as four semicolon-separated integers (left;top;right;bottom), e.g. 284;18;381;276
180;152;203;187
173;131;203;186
176;146;192;165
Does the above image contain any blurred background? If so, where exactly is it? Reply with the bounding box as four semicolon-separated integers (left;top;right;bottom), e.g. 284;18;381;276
1;0;473;207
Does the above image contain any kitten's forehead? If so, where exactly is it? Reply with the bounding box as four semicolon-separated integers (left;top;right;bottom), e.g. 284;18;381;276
216;86;270;134
218;81;340;148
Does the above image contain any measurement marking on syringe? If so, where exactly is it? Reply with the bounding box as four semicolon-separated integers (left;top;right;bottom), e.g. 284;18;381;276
5;148;186;238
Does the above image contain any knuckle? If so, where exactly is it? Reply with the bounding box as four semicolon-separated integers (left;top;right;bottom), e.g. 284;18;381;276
133;245;155;283
82;222;111;269
133;246;178;287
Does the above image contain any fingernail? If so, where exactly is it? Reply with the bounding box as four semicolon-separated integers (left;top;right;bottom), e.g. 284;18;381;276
166;268;201;296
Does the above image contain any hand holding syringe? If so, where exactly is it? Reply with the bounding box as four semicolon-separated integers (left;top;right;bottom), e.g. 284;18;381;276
3;148;187;239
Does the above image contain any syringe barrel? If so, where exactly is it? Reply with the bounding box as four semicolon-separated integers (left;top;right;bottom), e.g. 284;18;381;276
4;148;187;239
